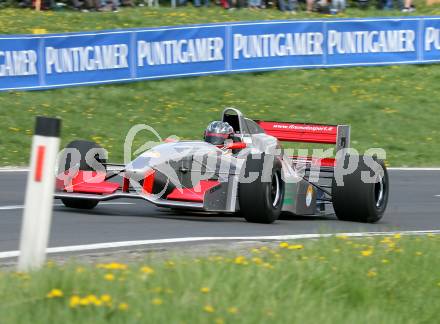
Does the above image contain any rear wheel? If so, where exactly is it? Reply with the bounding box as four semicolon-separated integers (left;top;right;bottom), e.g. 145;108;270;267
332;155;389;223
239;154;284;224
59;140;106;210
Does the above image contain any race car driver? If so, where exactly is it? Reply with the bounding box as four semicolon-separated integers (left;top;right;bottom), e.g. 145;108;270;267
203;121;234;146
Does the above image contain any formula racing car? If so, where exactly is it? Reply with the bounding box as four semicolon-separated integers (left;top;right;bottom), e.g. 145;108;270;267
54;108;389;224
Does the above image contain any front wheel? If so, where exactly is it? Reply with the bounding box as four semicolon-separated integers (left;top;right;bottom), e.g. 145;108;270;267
239;155;285;224
61;198;98;210
332;155;389;223
59;139;106;210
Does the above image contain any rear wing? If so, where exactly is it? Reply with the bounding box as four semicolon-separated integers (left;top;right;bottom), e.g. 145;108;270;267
255;121;350;152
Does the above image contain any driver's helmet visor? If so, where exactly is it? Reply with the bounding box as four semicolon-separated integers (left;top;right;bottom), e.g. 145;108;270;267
204;132;229;145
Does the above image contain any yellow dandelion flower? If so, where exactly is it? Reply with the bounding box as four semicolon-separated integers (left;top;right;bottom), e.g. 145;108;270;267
234;256;247;265
152;287;163;293
86;295;99;305
260;246;269;251
32;28;47;34
279;242;289;248
151;298;163;305
79;298;90;306
93;299;103;306
380;237;393;244
393;233;401;239
336;235;349;240
387;242;396;249
46;289;63;299
227;306;239;314
76;267;85;273
262;262;273;269
288;244;304;250
104;273;115;281
381;259;390;264
100;294;112;304
69;295;81;308
140;266;154;274
361;250;373;257
112;262;128;270
367;269;377;278
215;318;225;324
330;84;341;93
118;303;129;311
252;257;263;264
165;261;175;268
200;287;210;293
97;262;128;270
415;251;423;256
203;304;215;313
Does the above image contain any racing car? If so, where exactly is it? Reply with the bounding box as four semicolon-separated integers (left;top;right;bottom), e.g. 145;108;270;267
54;108;389;224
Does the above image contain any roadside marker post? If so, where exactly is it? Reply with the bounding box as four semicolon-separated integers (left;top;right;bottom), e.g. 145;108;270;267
18;117;61;271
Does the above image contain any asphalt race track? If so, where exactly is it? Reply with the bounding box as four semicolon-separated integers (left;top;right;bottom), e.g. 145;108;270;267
0;169;439;253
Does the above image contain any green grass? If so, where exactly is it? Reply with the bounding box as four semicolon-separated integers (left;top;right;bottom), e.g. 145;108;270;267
0;0;440;34
1;6;440;166
1;235;439;323
1;2;440;35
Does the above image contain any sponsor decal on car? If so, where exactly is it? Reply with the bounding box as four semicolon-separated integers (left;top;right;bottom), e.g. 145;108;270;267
144;151;161;158
271;124;334;133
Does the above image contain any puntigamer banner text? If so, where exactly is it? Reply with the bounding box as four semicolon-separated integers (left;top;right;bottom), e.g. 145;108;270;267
2;17;440;91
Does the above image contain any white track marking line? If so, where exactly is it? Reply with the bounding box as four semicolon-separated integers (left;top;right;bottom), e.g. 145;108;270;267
0;205;24;210
0;230;439;259
0;202;134;211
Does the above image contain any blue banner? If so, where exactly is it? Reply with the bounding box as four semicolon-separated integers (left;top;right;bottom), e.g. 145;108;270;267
1;16;440;91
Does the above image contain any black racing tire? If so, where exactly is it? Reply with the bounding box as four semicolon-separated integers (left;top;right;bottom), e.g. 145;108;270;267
61;198;99;209
60;140;107;210
61;140;107;172
332;155;389;223
239;154;285;224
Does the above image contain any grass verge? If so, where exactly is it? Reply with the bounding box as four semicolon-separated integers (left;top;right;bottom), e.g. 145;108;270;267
0;234;439;323
2;64;440;166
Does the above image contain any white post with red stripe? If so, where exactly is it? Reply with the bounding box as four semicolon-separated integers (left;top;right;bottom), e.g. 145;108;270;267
18;117;61;271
